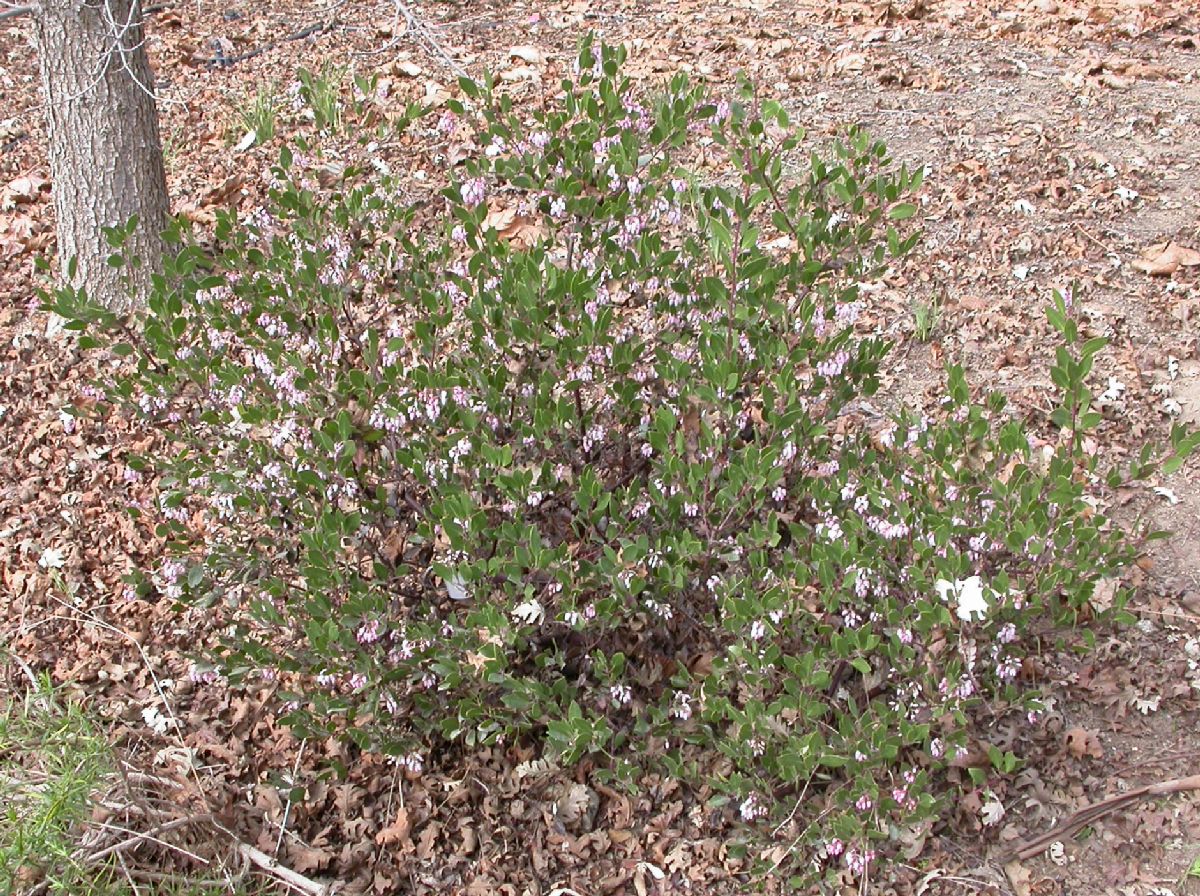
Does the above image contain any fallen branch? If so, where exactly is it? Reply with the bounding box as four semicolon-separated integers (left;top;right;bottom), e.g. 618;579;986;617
371;0;467;78
236;842;329;896
1004;773;1200;861
212;20;333;68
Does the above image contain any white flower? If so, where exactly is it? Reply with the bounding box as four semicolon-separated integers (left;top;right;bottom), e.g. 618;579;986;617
934;575;990;622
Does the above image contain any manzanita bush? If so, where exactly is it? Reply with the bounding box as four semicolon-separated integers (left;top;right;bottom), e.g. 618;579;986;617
50;37;1197;886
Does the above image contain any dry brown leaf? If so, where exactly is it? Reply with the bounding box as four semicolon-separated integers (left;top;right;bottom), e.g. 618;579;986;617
416;821;440;859
1089;577;1118;612
201;173;246;206
509;218;549;248
379;528;405;566
957;294;990;311
1064;726;1103;759
509;44;546;64
500;66;541;82
2;172;49;208
458;824;477;855
315;164;345;189
0;216;40;258
446;140;472;166
835;52;868;73
483;205;517;233
556;782;599;830
391;60;423;78
1132;242;1200;276
375;805;411;846
287;842;334;874
957;788;983;827
482;205;549;248
1124;62;1173;79
682;398;702;462
898;820;931;859
1004;860;1033;896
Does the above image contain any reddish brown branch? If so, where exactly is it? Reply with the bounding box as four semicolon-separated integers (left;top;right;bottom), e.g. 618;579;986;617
1005;773;1200;861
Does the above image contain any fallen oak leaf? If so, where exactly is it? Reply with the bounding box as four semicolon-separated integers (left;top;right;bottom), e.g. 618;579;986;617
500;65;540;82
507;217;549;249
554;782;599;831
1064;726;1103;759
1;172;50;210
482;205;517;234
1123;61;1174;80
285;842;334;875
391;60;423;78
375;805;411;847
483;205;549;248
416;820;440;859
1132;242;1200;276
1003;860;1033;896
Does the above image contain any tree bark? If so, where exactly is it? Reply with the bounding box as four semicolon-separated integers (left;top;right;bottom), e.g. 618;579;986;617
34;0;169;313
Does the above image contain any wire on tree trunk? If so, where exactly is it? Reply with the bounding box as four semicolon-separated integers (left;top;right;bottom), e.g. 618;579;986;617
0;2;170;22
0;5;34;22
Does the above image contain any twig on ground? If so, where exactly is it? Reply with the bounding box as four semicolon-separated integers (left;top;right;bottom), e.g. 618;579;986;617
119;768;190;790
235;841;329;896
275;738;307;856
216;20;332;67
84;813;214;866
360;0;466;78
119;868;233;887
30;599;225;860
22;600;326;893
1004;773;1200;861
7;650;42;693
1074;222;1119;257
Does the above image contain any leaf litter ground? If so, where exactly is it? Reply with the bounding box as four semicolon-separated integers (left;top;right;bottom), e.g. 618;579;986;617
1;0;1199;893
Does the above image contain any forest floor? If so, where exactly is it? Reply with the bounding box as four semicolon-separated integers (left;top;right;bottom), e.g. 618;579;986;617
1;0;1200;894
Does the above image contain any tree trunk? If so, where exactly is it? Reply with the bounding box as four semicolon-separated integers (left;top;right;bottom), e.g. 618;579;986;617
34;0;169;314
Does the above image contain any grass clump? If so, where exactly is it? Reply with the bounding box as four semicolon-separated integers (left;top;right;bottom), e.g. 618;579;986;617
232;82;282;147
0;669;110;893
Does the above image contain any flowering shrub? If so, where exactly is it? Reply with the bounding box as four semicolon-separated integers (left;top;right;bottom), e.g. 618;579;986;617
50;38;1197;885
